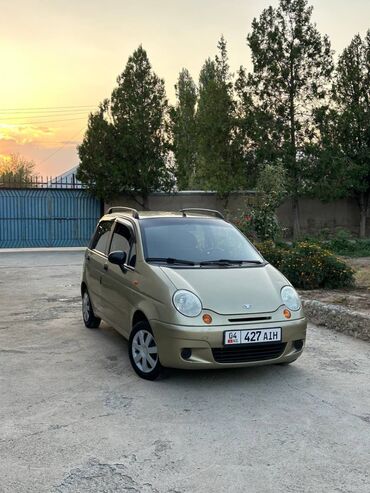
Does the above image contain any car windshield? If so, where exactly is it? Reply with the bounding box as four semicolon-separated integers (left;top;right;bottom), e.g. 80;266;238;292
139;217;263;266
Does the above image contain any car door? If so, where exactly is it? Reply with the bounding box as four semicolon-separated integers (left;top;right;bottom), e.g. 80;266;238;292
101;220;137;337
85;220;114;317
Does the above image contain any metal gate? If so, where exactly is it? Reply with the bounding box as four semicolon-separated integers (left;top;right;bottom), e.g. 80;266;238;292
0;188;102;248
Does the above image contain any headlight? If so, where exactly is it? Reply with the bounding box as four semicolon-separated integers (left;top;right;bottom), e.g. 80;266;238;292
173;290;202;317
281;286;301;311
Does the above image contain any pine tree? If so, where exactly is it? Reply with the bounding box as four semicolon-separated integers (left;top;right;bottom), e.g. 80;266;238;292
77;101;117;199
333;31;370;237
196;36;245;201
247;0;333;238
309;31;370;237
171;69;198;190
77;46;173;205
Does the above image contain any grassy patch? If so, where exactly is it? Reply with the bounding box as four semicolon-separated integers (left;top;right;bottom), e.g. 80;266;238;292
329;239;370;257
301;230;370;257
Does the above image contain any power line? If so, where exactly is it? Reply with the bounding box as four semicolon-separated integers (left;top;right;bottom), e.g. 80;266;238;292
2;111;91;121
0;105;96;112
39;126;86;165
2;117;88;126
0;109;96;117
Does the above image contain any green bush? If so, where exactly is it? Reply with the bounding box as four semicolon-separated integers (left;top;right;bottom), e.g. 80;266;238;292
319;253;356;289
231;164;286;242
233;213;256;240
232;208;283;242
255;240;355;290
301;229;370;257
255;240;287;268
329;232;370;257
253;209;281;242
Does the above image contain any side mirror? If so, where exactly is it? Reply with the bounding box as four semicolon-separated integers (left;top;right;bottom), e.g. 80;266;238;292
108;250;127;267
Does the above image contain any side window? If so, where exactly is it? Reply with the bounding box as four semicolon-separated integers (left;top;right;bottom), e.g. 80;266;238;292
109;222;136;267
90;221;113;254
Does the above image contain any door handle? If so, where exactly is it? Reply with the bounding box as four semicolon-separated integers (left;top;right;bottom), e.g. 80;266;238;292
103;263;108;271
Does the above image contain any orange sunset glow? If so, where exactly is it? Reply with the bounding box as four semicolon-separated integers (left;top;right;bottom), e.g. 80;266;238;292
1;0;370;177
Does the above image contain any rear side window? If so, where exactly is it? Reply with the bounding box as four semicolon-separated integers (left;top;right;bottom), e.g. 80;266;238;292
90;221;113;254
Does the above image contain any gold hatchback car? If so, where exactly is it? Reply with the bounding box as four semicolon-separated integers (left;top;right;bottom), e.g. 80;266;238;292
81;207;307;380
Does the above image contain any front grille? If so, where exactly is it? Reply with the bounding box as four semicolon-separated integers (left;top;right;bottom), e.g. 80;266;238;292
212;342;286;364
228;316;271;323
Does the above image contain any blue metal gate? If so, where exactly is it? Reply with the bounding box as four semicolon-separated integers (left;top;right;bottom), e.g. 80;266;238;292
0;188;102;248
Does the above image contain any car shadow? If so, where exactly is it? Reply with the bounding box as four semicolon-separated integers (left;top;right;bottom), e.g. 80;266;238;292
166;361;305;386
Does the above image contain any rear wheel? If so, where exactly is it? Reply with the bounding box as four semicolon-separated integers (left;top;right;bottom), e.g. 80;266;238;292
82;290;101;329
129;321;163;380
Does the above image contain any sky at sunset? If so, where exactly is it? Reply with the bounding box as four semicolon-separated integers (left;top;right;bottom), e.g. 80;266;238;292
1;0;369;177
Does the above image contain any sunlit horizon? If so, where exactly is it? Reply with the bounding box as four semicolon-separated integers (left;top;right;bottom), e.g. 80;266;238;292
1;0;369;177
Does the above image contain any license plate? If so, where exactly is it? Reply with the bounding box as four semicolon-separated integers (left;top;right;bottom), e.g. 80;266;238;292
224;328;282;345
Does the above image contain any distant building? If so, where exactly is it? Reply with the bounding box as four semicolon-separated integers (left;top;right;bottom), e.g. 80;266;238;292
48;166;82;188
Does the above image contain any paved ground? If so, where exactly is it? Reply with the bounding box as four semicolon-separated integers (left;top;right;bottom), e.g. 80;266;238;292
1;251;370;493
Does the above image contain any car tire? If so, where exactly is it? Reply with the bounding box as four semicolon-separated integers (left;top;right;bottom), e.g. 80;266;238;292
82;289;101;329
129;321;163;380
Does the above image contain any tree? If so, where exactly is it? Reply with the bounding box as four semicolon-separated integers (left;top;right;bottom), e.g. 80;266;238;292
247;0;333;238
333;32;370;238
308;32;370;237
196;36;245;201
76;101;118;199
235;66;272;188
252;163;287;241
170;69;198;190
0;154;36;185
303;105;349;201
77;46;173;206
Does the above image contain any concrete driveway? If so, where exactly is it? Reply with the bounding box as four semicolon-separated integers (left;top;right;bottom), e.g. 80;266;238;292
0;251;369;493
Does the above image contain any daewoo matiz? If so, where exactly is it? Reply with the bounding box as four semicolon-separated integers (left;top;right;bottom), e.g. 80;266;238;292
81;207;307;380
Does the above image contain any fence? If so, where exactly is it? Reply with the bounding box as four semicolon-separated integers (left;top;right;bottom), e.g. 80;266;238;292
0;174;82;189
0;179;102;248
0;178;368;247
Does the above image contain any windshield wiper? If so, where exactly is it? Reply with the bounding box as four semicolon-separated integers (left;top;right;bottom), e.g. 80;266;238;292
146;257;195;266
200;259;263;266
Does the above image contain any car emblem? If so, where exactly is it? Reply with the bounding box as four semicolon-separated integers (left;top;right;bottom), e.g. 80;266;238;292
243;304;252;310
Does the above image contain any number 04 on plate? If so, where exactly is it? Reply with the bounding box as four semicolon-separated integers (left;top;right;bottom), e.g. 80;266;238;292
224;328;282;345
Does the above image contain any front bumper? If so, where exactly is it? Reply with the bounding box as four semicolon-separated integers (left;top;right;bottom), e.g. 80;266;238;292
151;318;307;369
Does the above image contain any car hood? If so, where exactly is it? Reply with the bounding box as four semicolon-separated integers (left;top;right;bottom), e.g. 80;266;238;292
160;264;287;315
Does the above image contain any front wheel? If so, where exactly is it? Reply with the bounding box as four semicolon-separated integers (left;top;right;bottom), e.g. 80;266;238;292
82;290;101;329
128;321;163;380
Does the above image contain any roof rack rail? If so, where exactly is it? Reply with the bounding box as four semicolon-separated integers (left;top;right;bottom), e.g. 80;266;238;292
180;208;225;220
107;206;140;219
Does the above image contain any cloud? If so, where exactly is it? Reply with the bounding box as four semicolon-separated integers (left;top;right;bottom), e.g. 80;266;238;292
0;121;84;177
0;124;54;146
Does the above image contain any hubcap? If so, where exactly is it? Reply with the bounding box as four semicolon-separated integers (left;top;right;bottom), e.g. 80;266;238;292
132;329;158;373
82;292;90;322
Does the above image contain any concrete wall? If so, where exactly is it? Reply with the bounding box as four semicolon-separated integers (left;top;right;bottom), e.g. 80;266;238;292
276;197;366;236
106;191;369;237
